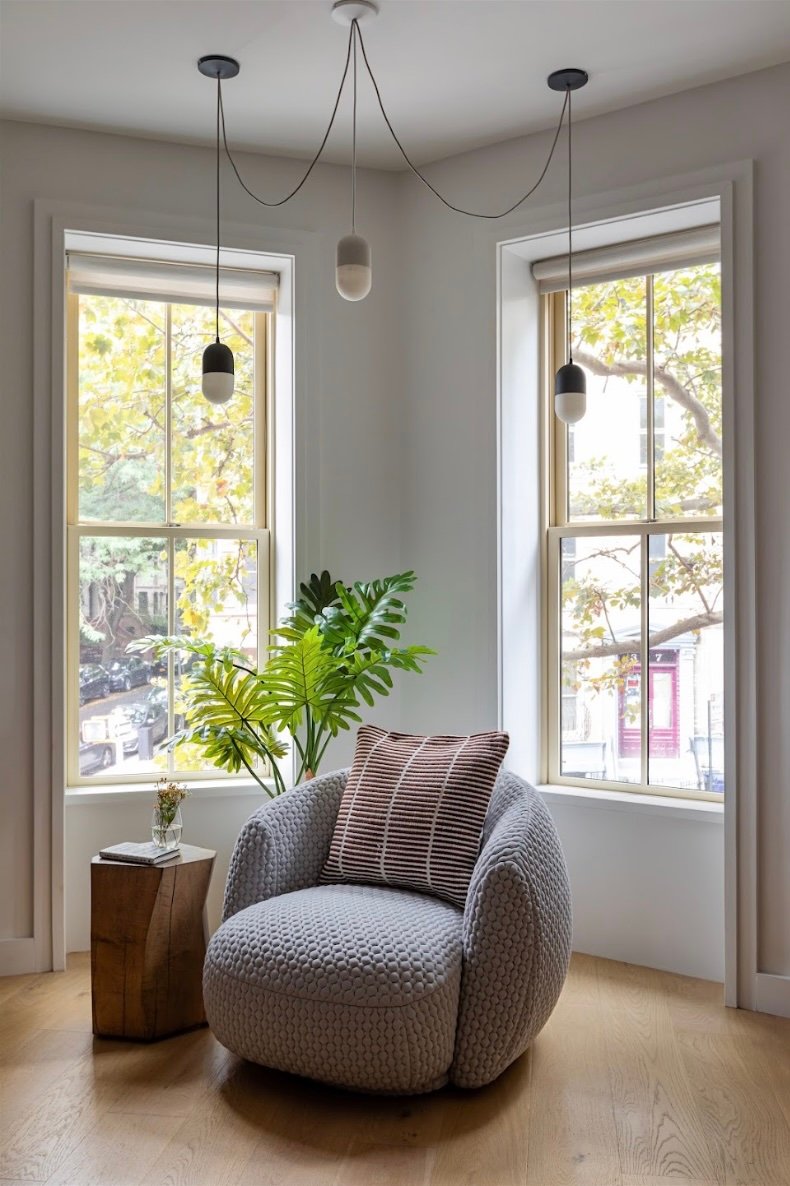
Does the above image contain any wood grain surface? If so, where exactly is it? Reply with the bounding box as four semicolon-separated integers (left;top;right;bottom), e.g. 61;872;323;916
90;846;215;1040
2;952;790;1185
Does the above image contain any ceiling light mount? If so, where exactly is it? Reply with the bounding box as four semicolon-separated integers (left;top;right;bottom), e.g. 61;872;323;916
547;68;589;92
331;0;379;27
198;54;241;81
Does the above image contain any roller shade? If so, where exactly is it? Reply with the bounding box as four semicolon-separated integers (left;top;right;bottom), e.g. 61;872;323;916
67;252;278;312
531;224;720;293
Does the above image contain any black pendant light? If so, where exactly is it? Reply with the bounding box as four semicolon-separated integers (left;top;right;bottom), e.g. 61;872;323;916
195;24;590;319
198;55;239;404
550;68;588;425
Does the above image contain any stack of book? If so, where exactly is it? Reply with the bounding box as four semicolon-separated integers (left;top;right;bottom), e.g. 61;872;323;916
98;842;181;865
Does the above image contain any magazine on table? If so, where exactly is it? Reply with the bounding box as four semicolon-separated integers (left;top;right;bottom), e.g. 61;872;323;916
98;842;181;865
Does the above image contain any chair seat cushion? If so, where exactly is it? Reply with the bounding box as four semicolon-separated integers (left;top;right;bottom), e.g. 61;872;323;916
204;883;463;1093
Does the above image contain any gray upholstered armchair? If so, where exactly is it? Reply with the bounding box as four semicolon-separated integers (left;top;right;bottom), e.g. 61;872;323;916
204;767;572;1094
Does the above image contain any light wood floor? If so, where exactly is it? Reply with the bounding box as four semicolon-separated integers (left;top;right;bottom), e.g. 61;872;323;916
1;953;790;1186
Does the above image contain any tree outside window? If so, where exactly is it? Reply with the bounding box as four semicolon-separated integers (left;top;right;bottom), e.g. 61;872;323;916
549;261;723;796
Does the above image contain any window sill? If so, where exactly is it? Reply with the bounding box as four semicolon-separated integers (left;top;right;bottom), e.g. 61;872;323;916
65;778;274;807
537;783;724;823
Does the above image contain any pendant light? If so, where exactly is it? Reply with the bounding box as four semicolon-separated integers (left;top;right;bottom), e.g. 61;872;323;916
198;55;239;403
550;68;588;425
336;18;372;301
197;14;589;319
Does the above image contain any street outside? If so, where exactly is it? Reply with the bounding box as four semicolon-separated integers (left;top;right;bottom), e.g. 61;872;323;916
79;680;167;777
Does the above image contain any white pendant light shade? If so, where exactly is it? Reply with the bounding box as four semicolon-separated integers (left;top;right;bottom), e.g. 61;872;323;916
202;340;235;404
336;233;372;301
554;360;586;424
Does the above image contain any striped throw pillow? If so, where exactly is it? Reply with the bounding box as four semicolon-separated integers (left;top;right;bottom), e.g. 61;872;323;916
321;725;510;908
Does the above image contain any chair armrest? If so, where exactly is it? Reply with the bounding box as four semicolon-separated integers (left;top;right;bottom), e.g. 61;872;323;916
450;772;572;1088
222;768;348;921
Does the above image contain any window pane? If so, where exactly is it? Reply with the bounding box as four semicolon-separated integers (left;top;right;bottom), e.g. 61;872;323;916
171;305;256;525
77;296;166;523
653;263;722;518
568;276;647;520
172;537;258;774
560;534;641;783
78;536;168;778
648;531;724;793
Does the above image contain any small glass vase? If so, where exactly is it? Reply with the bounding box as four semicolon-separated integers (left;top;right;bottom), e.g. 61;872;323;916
152;805;183;849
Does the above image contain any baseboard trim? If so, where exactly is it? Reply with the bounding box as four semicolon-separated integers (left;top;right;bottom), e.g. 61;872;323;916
0;937;38;977
754;972;790;1018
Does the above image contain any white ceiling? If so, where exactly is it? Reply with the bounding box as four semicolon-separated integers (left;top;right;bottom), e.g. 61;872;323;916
2;0;789;169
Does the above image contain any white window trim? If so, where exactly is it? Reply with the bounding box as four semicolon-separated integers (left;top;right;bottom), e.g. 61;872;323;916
33;199;321;973
64;775;275;807
538;782;724;825
492;162;757;1013
65;272;271;788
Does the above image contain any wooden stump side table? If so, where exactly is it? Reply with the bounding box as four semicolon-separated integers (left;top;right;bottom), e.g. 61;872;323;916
91;844;216;1041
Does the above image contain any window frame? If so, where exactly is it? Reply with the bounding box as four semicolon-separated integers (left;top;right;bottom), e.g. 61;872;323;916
542;276;723;803
65;288;272;788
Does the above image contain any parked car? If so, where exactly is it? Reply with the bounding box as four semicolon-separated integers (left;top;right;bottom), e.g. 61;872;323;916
79;739;116;775
79;663;110;705
107;655;150;693
121;686;170;755
148;651;198;680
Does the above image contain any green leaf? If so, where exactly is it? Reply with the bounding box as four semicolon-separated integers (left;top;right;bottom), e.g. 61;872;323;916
278;570;344;640
264;627;361;735
317;571;418;654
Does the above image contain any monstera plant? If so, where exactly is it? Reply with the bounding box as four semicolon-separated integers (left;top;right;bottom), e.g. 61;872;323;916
130;571;433;797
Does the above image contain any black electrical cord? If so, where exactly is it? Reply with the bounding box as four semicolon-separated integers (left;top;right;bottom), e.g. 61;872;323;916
351;20;358;232
218;23;355;208
354;21;569;219
215;77;221;341
567;82;573;362
217;18;570;222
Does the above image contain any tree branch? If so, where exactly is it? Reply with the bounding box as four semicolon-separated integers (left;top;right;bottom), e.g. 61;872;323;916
573;348;722;458
563;610;722;661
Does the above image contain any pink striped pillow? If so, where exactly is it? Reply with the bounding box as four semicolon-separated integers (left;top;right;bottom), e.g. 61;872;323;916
321;725;510;908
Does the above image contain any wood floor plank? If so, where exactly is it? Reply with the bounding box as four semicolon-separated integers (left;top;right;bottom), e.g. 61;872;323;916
46;1112;183;1186
0;1028;94;1135
337;1092;445;1186
526;957;622;1186
138;1055;283;1186
234;1067;354;1186
107;1029;228;1118
676;1029;790;1186
0;1035;189;1182
597;961;718;1182
621;1177;723;1185
4;952;790;1186
429;1057;531;1186
660;966;790;1050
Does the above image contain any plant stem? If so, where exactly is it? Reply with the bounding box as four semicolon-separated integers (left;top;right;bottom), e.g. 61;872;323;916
229;737;281;798
314;730;333;771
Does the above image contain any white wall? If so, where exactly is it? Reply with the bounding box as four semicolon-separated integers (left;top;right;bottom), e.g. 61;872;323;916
6;62;788;986
547;794;724;981
0;119;406;968
396;62;789;987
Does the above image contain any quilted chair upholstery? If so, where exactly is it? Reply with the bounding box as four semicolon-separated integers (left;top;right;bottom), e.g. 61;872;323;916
204;767;572;1094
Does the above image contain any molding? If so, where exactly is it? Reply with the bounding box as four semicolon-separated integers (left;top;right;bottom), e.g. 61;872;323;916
65;778;273;806
33;197;313;975
538;784;724;825
754;973;790;1020
0;938;40;977
493;160;756;1009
